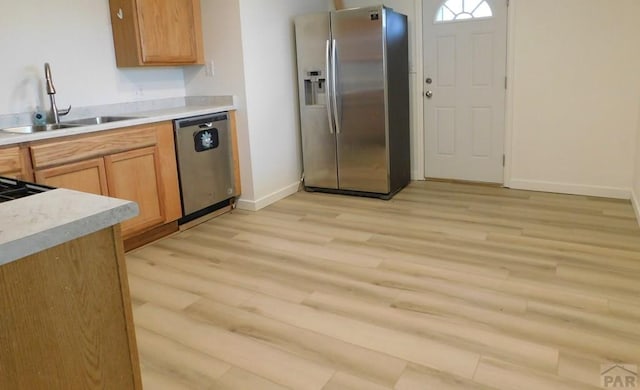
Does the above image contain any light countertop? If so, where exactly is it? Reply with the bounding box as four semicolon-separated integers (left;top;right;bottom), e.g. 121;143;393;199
0;189;138;266
0;97;236;147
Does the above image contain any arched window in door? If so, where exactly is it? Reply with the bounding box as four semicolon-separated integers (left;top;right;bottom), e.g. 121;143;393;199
435;0;493;23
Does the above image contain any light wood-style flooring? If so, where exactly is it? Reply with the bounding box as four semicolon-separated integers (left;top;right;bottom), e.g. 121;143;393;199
126;181;640;389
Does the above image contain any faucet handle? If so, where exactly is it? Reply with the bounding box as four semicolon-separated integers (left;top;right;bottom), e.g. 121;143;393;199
58;105;71;116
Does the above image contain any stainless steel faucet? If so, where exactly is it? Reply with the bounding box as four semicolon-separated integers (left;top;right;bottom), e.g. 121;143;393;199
44;63;71;124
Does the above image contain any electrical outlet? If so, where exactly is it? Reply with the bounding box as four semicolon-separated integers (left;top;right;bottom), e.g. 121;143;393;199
205;60;215;77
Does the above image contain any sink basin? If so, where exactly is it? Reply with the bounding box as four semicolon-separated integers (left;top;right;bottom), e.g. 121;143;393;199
1;124;80;134
63;116;140;126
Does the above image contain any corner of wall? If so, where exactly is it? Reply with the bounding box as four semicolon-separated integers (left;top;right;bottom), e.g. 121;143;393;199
632;189;640;227
236;181;300;211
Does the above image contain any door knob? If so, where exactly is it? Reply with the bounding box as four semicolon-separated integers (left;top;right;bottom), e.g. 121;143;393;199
425;90;433;99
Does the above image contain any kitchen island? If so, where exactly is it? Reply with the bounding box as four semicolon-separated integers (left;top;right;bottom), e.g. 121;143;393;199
0;188;142;389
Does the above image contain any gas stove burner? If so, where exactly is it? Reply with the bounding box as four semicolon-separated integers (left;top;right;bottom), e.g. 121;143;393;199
0;177;54;203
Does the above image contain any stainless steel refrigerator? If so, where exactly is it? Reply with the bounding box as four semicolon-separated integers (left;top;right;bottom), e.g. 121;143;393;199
295;6;410;199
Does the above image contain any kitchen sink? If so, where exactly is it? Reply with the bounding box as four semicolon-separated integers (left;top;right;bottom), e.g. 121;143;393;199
62;116;140;126
1;123;80;134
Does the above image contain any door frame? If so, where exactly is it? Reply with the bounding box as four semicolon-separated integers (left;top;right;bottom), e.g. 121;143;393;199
413;0;516;186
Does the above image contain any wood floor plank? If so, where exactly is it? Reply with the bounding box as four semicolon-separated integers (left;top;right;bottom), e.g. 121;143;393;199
393;291;640;363
134;303;335;390
322;371;392;390
394;363;500;390
474;357;602;390
557;351;603;388
303;291;558;372
135;327;231;388
184;297;407;388
127;273;200;311
212;367;289;390
139;364;194;390
124;181;640;389
133;244;311;304
160;231;403;304
239;294;481;379
126;255;255;307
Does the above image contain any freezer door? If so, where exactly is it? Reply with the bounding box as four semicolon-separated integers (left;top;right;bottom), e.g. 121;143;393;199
295;13;338;189
332;7;389;193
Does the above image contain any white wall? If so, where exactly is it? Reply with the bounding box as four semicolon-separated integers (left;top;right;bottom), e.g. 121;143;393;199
507;0;640;198
186;0;327;210
237;0;328;209
0;0;186;116
184;0;256;201
633;101;640;222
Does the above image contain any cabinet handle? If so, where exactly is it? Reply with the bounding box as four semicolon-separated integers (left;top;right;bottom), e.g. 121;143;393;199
117;8;124;20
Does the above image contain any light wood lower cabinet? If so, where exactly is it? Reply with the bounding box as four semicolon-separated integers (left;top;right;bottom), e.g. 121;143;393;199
106;146;165;237
0;146;31;180
30;122;181;241
35;158;109;196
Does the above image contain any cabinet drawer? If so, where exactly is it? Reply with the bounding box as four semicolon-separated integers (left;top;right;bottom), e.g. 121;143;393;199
31;126;158;169
0;146;22;175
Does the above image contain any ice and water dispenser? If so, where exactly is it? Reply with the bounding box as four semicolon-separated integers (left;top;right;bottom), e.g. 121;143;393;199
303;70;326;106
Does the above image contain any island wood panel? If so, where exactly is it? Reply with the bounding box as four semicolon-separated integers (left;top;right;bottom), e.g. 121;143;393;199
35;158;109;196
0;226;142;390
30;125;157;169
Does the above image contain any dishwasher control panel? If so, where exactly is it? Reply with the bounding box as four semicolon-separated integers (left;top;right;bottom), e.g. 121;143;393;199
195;128;219;152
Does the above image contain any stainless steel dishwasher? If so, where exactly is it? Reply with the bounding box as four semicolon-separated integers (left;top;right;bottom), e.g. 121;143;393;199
174;112;235;223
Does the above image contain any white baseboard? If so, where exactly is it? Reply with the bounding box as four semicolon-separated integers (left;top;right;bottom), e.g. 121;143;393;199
632;189;640;227
508;179;631;200
236;181;300;212
411;170;425;181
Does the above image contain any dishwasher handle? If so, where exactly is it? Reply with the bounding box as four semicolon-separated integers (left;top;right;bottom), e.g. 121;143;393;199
174;112;229;130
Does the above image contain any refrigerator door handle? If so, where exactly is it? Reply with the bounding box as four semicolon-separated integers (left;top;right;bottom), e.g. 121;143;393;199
325;39;334;134
331;39;341;134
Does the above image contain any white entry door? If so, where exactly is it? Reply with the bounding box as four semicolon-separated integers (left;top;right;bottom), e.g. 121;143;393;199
423;0;507;183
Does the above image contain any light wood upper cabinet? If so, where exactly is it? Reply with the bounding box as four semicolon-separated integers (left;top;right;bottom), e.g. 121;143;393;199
35;158;109;196
109;0;204;67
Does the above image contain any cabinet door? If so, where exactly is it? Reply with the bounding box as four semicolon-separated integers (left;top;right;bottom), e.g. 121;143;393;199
137;0;200;64
0;146;24;179
35;158;109;195
105;146;164;237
